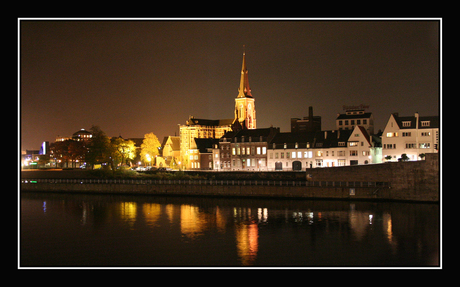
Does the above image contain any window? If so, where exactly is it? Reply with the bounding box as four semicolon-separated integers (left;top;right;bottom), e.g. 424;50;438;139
421;121;430;127
257;147;261;154
338;142;346;146
292;152;296;158
402;121;411;127
363;119;367;124
338;120;343;125
350;150;358;156
298;151;302;158
421;132;431;136
247;159;251;166
247;147;250;155
357;120;361;125
349;142;358;147
262;147;266;154
316;151;323;157
286;152;290;159
419;143;431;149
304;151;312;158
386;132;398;138
406;143;416;149
281;152;284;159
402;132;412;137
275;153;279;159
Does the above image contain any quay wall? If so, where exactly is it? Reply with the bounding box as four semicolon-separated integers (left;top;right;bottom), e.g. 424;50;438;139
20;154;439;202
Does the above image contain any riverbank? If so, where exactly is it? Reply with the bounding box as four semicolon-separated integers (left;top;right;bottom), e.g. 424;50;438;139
20;154;439;202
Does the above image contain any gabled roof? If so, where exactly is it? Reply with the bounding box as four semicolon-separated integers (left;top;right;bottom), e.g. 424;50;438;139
355;126;371;146
392;114;439;129
162;136;180;151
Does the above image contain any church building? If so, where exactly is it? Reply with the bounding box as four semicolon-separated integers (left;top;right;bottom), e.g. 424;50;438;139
178;51;257;169
233;51;256;131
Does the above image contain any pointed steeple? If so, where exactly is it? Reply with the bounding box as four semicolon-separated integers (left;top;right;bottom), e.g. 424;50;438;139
237;47;252;98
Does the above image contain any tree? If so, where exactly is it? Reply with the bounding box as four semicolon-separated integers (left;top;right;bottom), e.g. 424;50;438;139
86;125;111;169
399;153;410;162
111;137;136;167
140;132;161;165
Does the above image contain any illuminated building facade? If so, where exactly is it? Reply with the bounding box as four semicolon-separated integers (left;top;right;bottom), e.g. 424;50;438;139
266;125;382;171
179;117;233;169
336;109;374;135
214;127;279;171
382;112;439;161
233;51;256;130
179;52;258;169
161;136;180;168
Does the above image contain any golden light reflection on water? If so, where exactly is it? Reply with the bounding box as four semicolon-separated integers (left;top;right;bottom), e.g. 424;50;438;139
112;200;405;265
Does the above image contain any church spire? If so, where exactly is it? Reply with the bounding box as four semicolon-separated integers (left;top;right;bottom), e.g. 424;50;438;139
237;47;252;98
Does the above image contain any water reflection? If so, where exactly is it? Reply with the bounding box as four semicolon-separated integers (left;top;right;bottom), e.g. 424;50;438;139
21;193;439;266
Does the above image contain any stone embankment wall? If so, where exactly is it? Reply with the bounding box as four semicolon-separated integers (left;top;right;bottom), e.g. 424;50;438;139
21;154;439;202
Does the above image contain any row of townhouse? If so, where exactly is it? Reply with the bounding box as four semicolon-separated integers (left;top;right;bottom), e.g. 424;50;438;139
382;112;439;161
184;112;438;171
212;125;382;171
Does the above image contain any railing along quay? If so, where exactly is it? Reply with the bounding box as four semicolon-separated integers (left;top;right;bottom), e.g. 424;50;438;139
21;178;390;188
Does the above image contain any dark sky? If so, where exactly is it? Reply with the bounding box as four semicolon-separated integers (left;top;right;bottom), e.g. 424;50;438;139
20;19;440;150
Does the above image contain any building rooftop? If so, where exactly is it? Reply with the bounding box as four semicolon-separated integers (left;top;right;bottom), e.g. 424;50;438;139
392;113;439;129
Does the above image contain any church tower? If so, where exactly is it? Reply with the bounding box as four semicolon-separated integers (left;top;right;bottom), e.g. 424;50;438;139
233;50;256;130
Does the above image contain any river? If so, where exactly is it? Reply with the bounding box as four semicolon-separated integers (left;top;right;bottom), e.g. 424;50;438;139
20;192;439;267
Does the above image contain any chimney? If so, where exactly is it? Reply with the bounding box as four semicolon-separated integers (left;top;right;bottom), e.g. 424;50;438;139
309;106;313;120
324;131;327;139
415;112;419;130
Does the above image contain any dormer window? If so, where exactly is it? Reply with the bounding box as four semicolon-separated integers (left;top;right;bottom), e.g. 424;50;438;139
421;121;430;127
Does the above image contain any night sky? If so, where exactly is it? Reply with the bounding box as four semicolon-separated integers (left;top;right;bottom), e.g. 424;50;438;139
20;19;440;150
